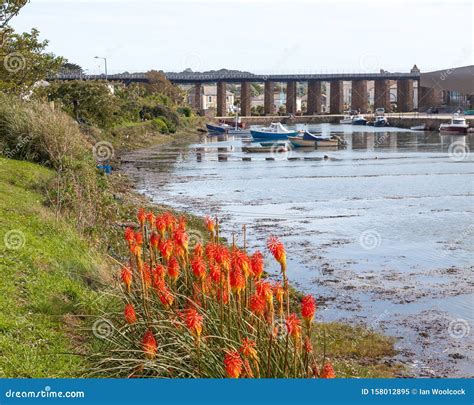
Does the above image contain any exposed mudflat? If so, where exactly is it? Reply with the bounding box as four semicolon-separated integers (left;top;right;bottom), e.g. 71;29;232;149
122;124;474;377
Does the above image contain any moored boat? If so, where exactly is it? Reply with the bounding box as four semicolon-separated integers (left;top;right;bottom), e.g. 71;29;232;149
339;112;354;124
439;114;469;134
207;122;251;136
352;114;367;126
289;131;340;148
242;145;288;153
250;122;300;140
374;115;390;127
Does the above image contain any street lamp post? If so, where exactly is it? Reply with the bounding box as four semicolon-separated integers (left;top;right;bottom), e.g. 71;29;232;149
94;56;108;80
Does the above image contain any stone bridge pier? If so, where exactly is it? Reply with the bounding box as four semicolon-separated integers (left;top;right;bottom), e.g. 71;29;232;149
351;80;368;113
264;81;275;115
286;81;297;114
374;79;391;111
307;80;322;115
216;81;227;116
397;79;414;112
330;80;344;114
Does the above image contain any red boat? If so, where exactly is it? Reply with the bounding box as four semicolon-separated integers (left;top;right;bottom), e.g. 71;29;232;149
439;114;469;134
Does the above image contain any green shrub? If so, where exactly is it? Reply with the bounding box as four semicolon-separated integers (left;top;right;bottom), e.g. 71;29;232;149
150;117;169;134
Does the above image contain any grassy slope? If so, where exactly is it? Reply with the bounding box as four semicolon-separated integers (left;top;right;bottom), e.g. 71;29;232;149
0;158;107;377
0;158;401;378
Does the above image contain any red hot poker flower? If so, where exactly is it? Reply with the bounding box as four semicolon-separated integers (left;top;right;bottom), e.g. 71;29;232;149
267;235;286;269
150;232;160;249
134;231;143;245
137;208;146;227
230;268;245;294
185;307;203;338
191;256;206;280
301;295;316;324
273;282;284;305
124;227;135;244
205;216;215;235
146;212;155;227
285;313;302;339
167;256;180;281
255;280;273;304
224;351;243;378
155;215;166;236
194;242;204;257
321;362;336;378
124;303;137;324
121;267;132;292
249;294;266;316
159;239;173;261
250;250;264;280
240;338;258;362
142;329;157;360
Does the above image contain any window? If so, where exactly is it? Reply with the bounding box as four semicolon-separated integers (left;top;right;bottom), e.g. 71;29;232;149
208;96;212;102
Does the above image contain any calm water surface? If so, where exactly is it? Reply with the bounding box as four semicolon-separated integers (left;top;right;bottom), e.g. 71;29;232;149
123;123;474;377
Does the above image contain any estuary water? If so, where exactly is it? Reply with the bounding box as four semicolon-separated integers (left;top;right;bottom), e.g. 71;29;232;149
122;123;474;377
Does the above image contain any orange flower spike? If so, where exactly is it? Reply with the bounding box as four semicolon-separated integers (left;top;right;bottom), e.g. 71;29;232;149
159;239;173;261
230;268;245;294
173;228;189;253
137;208;146;228
301;295;316;326
134;231;143;245
209;262;221;284
150;232;160;249
142;329;157;360
267;236;286;270
155;215;166;236
285;313;302;339
250;250;264;280
124;227;135;245
321;362;336;379
216;245;231;272
205;215;215;236
124;303;137;324
158;283;174;308
240;338;259;362
249;294;266;316
255;280;273;305
194;242;204;257
142;263;152;289
185;307;203;338
224;351;243;378
163;211;176;232
205;242;217;263
146;212;155;228
167;256;180;281
121;266;132;292
273;282;284;306
152;264;166;287
178;216;186;231
191;256;206;280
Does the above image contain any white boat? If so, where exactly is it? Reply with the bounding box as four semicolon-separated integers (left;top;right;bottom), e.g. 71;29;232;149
352;114;367;126
439;114;469;134
339;112;353;124
410;124;429;131
374;115;390;127
250;122;300;140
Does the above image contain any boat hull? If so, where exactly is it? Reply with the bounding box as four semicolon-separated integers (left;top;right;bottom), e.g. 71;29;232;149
374;120;389;127
250;129;298;140
206;123;227;134
352;119;367;126
439;125;468;134
339;119;353;124
289;136;338;148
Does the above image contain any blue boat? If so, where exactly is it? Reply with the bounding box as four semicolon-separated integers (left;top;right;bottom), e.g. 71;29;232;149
250;122;300;140
206;123;231;134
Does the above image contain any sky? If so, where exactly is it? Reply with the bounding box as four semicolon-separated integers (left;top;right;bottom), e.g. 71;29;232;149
11;0;474;75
